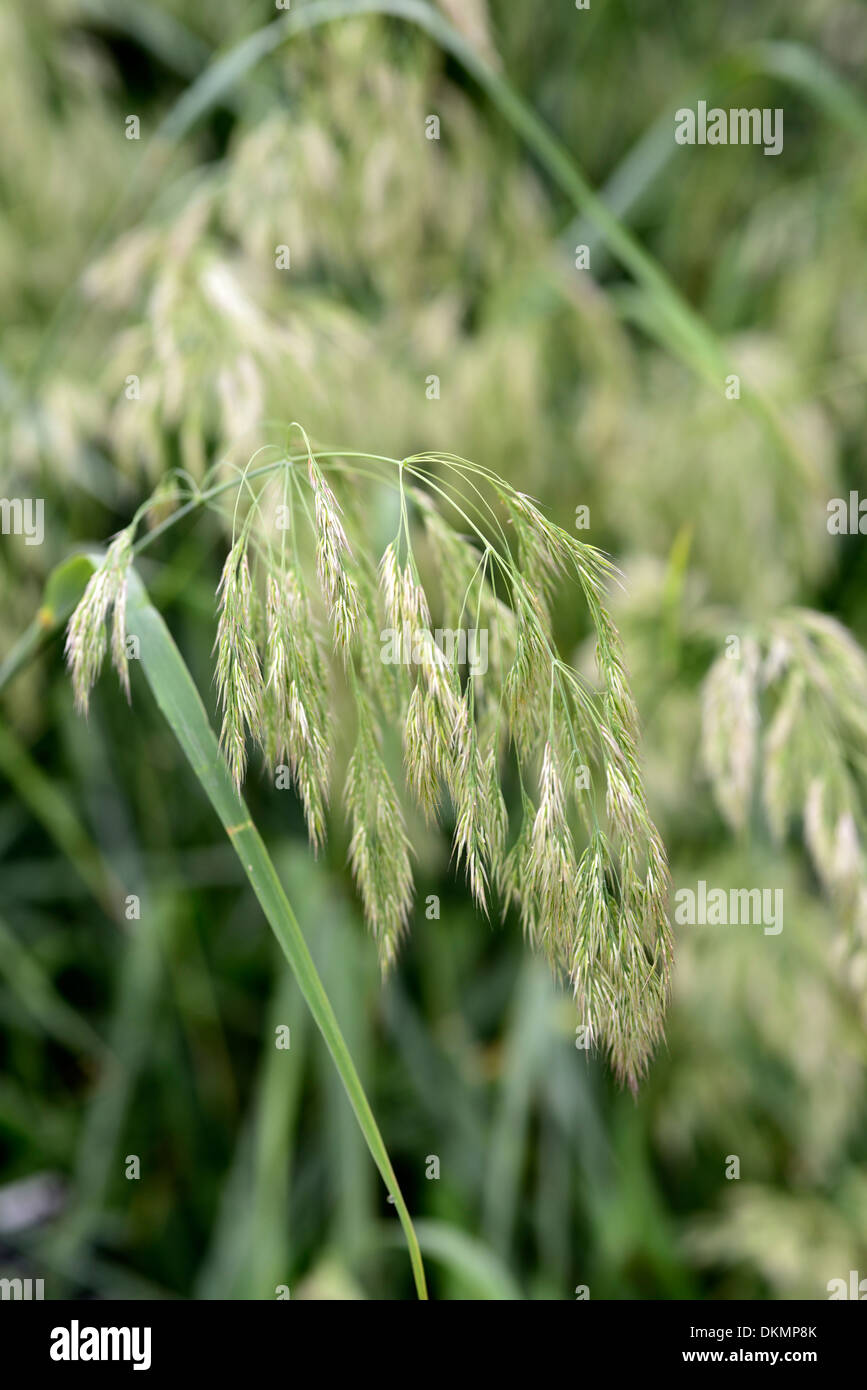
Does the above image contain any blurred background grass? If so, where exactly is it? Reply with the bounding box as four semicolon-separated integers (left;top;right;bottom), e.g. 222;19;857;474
1;0;867;1299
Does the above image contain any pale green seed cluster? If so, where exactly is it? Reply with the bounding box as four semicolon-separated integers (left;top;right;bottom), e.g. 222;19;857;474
65;446;673;1087
703;610;867;956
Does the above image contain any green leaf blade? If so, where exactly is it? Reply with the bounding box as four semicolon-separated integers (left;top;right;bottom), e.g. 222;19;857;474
124;567;428;1300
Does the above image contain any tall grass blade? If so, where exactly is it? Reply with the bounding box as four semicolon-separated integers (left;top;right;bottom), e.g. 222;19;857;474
123;564;428;1299
381;1218;522;1300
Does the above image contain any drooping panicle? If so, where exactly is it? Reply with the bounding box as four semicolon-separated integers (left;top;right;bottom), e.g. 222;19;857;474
65;443;673;1089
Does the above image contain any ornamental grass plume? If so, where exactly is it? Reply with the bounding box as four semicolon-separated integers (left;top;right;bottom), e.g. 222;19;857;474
703;610;867;962
65;435;673;1089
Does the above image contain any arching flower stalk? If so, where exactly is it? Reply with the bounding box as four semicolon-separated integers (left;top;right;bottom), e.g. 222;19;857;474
65;440;672;1088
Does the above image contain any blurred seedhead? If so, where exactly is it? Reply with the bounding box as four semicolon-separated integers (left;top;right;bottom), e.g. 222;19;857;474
686;1174;867;1299
585;339;837;609
660;849;863;1180
702;609;867;996
65;435;673;1089
0;5;131;330
13;17;562;506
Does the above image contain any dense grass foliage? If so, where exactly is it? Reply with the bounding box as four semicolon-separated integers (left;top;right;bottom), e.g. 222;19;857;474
1;0;866;1299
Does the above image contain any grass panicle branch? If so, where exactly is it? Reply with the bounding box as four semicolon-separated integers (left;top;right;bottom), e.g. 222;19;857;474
65;439;673;1087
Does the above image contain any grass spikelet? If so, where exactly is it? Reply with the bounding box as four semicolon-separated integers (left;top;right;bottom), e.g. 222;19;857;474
524;741;580;961
423;639;472;796
569;834;615;1031
307;453;361;653
701;636;760;833
452;734;492;914
378;540;431;663
503;588;550;759
214;537;264;792
65;528;134;715
483;745;510;891
507;492;566;603
345;697;414;971
379;539;402;633
404;681;440;820
264;570;330;850
419;499;482;623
